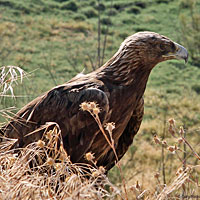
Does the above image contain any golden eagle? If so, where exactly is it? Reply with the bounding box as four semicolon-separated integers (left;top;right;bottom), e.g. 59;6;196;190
1;32;188;171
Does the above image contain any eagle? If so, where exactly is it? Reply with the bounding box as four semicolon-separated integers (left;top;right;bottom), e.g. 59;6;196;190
1;32;188;171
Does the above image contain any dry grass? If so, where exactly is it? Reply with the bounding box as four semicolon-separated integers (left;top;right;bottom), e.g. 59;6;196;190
0;65;27;97
0;123;121;200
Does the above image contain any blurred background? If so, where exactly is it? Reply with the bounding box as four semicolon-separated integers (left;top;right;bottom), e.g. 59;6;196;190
0;0;200;192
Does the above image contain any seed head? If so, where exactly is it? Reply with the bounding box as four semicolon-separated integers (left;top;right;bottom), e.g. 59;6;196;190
168;118;175;125
105;122;115;133
153;135;161;144
167;146;176;153
154;172;160;179
46;157;54;166
93;107;100;115
46;131;52;140
162;140;168;147
179;126;185;136
92;171;99;177
37;140;45;148
85;152;95;161
168;125;176;136
136;180;141;190
90;102;97;109
99;166;106;174
178;138;183;144
80;102;90;111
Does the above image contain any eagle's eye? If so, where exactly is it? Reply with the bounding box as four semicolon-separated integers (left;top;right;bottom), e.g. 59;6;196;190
170;42;176;52
159;43;166;51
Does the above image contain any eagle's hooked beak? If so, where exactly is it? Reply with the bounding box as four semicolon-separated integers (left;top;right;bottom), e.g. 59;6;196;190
174;42;188;63
163;42;189;63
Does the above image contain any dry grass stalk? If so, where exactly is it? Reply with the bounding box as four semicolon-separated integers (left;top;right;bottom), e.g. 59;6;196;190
153;118;200;199
0;123;121;200
80;101;129;200
0;66;27;97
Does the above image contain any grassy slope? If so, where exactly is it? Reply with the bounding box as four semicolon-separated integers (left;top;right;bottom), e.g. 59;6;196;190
0;0;200;194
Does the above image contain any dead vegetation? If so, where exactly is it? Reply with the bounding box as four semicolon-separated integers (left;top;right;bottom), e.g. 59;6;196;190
0;123;121;199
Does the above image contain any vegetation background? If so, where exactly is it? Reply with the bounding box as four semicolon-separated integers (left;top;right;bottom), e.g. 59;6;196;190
0;0;200;199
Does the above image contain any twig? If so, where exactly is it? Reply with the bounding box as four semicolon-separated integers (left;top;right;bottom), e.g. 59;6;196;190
97;0;101;68
181;136;200;161
88;111;128;200
161;110;167;185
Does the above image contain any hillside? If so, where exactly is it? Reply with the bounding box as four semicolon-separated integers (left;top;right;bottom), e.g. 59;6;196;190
0;0;200;198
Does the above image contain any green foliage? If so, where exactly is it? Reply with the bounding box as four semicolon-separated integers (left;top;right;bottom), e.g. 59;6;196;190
106;8;118;16
118;33;129;40
60;1;78;11
95;3;106;11
192;84;200;94
155;0;173;4
179;0;195;8
113;2;132;11
179;0;200;67
83;8;98;18
134;1;147;9
101;17;112;25
127;6;141;15
53;0;69;2
73;14;86;21
1;1;31;14
89;0;96;6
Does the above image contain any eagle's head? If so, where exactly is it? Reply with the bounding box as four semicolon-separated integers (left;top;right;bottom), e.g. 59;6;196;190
99;31;188;85
120;31;188;69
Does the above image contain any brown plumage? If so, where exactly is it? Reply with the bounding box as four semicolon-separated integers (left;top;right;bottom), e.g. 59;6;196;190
1;32;188;171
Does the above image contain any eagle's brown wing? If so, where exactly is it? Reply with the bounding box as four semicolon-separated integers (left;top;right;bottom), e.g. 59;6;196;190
3;83;110;163
101;98;144;170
